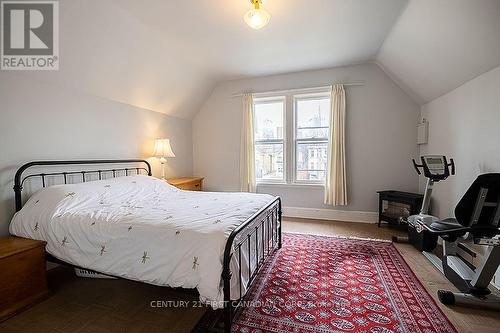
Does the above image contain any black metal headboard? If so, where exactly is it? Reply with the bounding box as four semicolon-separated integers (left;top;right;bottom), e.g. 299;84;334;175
14;159;152;212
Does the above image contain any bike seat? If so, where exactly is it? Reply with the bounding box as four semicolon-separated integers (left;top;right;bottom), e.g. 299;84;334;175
429;218;467;232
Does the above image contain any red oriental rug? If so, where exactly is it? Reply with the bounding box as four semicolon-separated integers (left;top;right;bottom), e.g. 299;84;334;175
232;233;457;333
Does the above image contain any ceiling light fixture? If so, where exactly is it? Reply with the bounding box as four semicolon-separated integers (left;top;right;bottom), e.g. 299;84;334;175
244;0;271;30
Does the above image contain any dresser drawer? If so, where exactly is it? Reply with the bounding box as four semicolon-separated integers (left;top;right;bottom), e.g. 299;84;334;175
167;177;204;191
176;182;202;191
0;237;50;322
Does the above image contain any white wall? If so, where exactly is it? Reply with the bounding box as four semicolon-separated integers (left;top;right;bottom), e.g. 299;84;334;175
420;65;500;218
420;65;500;287
193;64;420;215
0;73;193;236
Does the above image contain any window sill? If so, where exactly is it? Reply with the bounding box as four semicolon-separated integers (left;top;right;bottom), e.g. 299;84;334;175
257;182;324;189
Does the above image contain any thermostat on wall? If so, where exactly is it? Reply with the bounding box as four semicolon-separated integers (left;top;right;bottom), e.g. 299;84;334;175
417;120;428;145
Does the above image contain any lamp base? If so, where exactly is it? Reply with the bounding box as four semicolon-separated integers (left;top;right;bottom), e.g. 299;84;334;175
160;158;166;180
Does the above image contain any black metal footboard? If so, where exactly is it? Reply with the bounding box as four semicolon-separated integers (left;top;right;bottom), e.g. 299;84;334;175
222;197;282;332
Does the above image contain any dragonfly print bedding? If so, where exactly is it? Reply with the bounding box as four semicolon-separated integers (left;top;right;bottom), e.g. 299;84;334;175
9;175;277;307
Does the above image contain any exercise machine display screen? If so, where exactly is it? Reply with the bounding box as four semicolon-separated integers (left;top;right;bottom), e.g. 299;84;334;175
413;155;454;181
423;156;446;176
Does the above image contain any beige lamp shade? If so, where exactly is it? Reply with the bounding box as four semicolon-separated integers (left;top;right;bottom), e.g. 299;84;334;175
153;138;175;158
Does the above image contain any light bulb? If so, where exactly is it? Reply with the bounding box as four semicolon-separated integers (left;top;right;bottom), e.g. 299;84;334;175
244;2;270;29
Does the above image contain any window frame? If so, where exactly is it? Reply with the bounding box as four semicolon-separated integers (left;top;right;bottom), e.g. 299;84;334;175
292;92;331;185
252;88;331;186
253;95;287;184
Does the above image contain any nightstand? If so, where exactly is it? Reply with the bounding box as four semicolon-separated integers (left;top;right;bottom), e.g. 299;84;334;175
0;237;50;322
167;177;204;191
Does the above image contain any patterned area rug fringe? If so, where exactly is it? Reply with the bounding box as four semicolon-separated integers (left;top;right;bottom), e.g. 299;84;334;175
284;231;393;243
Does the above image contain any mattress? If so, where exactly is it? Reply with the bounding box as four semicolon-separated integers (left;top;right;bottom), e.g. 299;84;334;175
9;175;276;307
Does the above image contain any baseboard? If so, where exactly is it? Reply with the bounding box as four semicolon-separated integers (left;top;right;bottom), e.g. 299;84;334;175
282;206;378;224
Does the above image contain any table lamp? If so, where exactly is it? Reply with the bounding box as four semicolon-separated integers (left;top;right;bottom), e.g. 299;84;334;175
153;138;175;179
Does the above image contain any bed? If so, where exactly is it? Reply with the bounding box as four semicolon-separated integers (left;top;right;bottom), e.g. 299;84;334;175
9;159;281;332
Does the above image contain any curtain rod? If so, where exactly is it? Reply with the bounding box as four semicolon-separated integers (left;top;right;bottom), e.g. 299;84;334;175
231;81;365;97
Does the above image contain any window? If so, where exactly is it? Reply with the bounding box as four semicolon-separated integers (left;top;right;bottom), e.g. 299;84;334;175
254;97;285;182
253;89;331;185
294;95;330;183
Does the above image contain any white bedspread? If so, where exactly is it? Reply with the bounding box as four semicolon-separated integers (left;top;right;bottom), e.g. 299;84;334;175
9;175;276;306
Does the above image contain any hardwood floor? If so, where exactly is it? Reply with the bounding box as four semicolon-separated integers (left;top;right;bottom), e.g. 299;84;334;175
0;218;498;333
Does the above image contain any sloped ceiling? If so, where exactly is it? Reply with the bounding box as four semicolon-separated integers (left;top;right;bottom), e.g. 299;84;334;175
112;0;406;79
376;0;500;104
4;0;407;118
5;0;500;117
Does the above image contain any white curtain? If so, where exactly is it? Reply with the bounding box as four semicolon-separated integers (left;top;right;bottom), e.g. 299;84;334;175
240;93;256;192
325;84;347;205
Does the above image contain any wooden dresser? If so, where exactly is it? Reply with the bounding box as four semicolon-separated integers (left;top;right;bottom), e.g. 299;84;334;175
167;177;204;191
0;237;50;322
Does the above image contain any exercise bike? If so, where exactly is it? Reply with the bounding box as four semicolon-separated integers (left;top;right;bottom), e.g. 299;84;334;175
406;155;500;310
